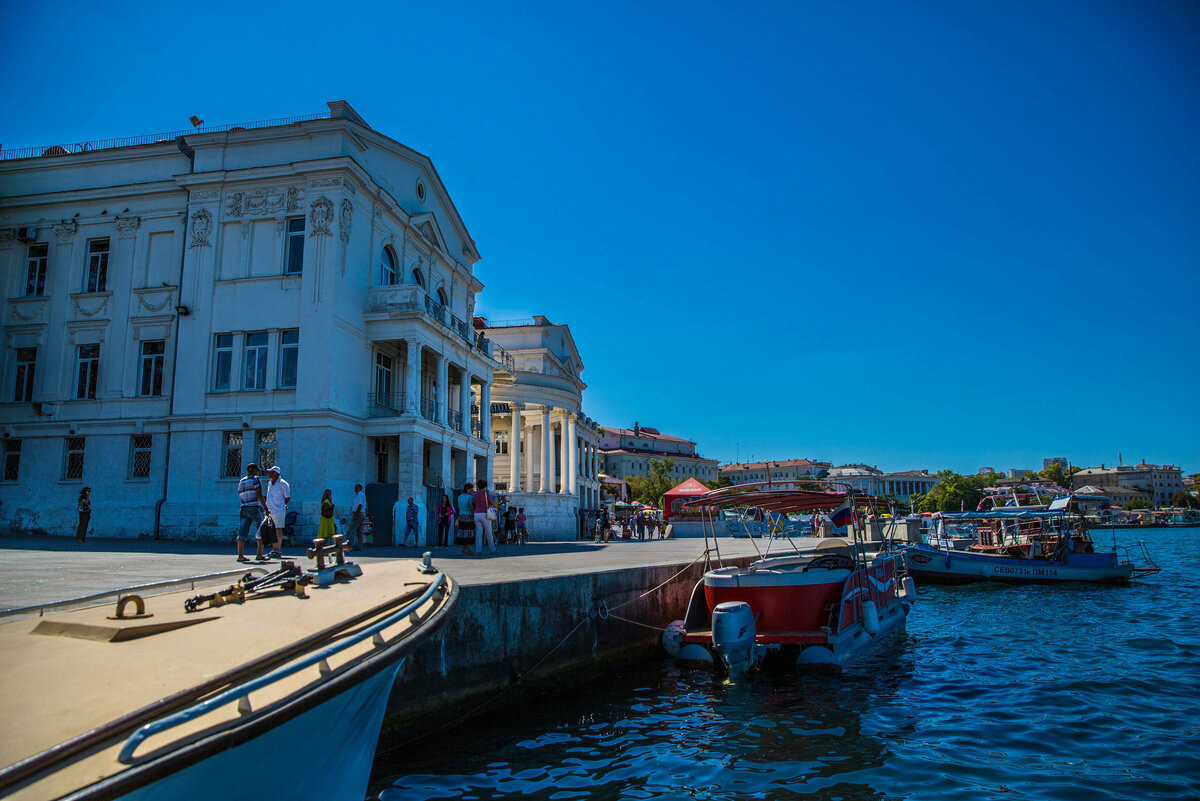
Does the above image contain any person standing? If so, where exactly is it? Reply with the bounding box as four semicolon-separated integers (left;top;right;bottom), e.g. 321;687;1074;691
347;483;366;549
503;505;517;545
263;465;290;559
236;464;268;562
472;479;498;555
318;489;336;542
402;497;420;546
516;508;528;544
75;487;92;542
435;493;454;549
456;482;475;555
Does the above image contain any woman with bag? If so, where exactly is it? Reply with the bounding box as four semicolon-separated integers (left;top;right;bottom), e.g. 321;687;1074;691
472;480;498;556
318;489;336;542
435;493;454;550
75;487;92;542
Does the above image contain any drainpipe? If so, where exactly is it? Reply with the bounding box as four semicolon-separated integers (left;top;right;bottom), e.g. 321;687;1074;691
154;136;195;539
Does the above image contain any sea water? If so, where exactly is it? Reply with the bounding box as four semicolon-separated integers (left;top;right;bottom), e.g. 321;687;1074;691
374;527;1199;800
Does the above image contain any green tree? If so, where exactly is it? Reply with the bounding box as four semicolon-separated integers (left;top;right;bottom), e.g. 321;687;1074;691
705;475;733;490
1171;491;1199;509
918;470;1001;512
625;458;676;507
1125;498;1153;510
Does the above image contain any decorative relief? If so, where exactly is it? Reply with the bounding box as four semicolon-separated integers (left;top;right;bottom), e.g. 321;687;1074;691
54;220;78;243
241;220;252;239
189;209;213;248
9;298;48;322
73;295;110;318
467;298;476;320
191;189;220;201
309;197;333;237
338;199;353;244
114;216;141;237
308;177;341;189
224;186;302;218
137;291;175;313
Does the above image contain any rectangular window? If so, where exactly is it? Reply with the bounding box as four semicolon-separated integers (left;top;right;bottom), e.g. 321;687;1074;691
243;332;268;390
257;429;277;469
222;432;243;478
285;217;305;274
76;344;99;400
213;334;233;391
278;330;299;389
139;340;165;397
374;352;393;402
13;347;37;402
26;244;48;297
2;440;20;482
129;434;152;479
64;436;85;480
86;239;110;293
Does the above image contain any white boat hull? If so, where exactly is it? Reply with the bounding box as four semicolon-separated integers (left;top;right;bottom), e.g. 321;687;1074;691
901;544;1133;584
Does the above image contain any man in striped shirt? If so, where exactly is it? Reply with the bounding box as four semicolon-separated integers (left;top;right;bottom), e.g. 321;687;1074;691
236;463;268;562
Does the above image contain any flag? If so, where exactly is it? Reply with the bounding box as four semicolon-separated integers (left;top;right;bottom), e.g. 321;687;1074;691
830;499;854;528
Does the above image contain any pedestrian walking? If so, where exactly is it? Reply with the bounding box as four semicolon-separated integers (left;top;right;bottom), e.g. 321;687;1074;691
235;464;268;562
75;487;91;542
516;508;528;544
347;483;366;549
402;497;420;546
263;465;290;559
318;489;336;542
503;505;517;545
472;480;498;555
436;493;454;549
456;482;475;554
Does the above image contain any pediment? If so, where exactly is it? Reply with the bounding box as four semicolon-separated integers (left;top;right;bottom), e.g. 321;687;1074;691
409;213;447;254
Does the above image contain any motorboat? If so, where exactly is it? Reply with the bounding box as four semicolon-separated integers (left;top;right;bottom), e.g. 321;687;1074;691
894;503;1159;584
664;482;915;674
0;539;456;801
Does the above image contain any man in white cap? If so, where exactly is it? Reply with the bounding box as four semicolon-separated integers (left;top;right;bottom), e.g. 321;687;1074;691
263;465;290;559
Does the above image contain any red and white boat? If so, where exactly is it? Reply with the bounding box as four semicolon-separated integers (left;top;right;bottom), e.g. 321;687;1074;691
665;482;915;673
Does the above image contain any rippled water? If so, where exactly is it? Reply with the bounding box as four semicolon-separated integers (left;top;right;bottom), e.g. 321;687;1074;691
375;527;1200;800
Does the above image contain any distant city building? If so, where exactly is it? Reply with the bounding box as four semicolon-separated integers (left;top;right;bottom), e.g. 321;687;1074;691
1075;483;1152;507
1043;457;1067;470
1006;469;1033;479
598;423;718;483
824;465;939;503
484;316;603;538
719;458;830;485
977;466;995;475
1071;462;1183;506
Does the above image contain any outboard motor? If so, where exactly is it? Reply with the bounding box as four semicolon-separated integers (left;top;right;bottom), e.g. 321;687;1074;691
711;601;758;673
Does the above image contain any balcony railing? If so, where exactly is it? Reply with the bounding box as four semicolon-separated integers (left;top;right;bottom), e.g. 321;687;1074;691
420;394;438;421
471;417;483;439
448;408;463;431
368;284;421;313
368;391;406;417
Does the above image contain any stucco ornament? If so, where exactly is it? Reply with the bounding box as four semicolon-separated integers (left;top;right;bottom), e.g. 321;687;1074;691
114;216;141;237
309;197;334;237
189;209;213;248
339;199;353;244
54;220;78;243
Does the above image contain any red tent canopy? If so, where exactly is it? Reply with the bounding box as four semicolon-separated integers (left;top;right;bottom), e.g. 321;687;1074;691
662;477;710;521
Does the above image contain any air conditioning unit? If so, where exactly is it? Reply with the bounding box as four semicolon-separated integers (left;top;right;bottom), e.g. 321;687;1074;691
15;226;37;243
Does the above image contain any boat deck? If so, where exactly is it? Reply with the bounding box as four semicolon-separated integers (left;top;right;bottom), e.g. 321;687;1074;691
0;557;450;801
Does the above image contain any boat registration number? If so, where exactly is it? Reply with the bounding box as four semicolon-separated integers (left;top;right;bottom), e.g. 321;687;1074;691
989;565;1059;578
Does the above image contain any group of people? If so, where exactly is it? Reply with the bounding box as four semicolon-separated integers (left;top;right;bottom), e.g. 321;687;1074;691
591;509;667;542
235;464;367;563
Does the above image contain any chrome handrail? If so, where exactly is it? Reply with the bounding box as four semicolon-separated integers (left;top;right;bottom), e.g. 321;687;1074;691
117;571;446;764
0;568;271;619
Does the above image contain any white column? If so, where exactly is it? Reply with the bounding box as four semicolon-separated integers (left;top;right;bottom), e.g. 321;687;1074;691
558;414;570;494
566;414;578;495
480;382;491;442
459;371;472;435
539;406;551;493
436;354;449;425
510;403;522;492
525;420;535;492
547;412;558;494
405;340;421;416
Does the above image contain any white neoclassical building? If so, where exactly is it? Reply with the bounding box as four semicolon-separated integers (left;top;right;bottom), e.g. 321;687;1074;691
0;101;499;543
598;424;719;483
485;316;602;539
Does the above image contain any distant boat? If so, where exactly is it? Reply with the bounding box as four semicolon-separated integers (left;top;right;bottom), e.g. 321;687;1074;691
664;482;915;674
0;548;456;801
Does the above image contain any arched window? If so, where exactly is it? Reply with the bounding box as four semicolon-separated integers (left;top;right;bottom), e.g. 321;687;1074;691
437;287;448;307
380;247;396;286
412;268;426;289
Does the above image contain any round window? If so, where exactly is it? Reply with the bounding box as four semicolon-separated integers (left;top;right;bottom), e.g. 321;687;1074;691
416;180;426;202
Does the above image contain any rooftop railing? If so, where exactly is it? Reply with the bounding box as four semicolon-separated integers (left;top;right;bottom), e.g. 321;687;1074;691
0;112;331;162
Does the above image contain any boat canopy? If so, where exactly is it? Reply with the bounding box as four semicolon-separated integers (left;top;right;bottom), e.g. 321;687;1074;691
683;481;873;513
936;509;1072;520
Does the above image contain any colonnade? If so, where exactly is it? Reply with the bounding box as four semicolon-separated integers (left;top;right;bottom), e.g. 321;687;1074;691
506;402;602;507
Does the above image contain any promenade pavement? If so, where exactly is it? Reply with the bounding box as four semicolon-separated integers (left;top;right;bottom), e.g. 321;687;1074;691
0;533;798;612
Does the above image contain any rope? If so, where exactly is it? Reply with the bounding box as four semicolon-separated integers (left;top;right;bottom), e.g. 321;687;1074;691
605;612;670;632
607;547;713;613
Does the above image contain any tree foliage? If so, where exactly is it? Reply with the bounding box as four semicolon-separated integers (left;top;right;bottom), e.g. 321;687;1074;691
1171;491;1200;510
917;470;1003;513
624;458;676;507
1125;498;1153;510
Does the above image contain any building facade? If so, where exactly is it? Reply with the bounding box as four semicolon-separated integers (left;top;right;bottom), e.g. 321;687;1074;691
0;102;499;542
718;458;830;485
598;423;718;484
1071;462;1184;507
485;316;602;539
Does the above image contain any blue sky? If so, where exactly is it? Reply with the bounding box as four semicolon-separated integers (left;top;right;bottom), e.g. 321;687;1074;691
2;0;1197;475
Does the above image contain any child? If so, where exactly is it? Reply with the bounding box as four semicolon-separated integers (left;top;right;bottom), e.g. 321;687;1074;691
516;508;528;544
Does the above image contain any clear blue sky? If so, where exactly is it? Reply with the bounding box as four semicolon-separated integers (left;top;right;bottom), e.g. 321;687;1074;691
3;0;1197;475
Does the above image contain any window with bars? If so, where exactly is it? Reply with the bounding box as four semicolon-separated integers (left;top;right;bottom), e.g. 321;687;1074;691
64;437;85;480
222;432;243;479
13;347;37;402
139;340;165;396
129;434;152;479
26;244;47;297
278;330;298;389
257;430;277;469
2;440;20;482
75;344;99;400
86;239;109;293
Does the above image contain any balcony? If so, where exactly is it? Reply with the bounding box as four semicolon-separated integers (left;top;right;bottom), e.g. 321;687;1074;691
471;417;483;439
368;284;421;313
420;394;438;421
448;408;463;431
368;391;406;417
